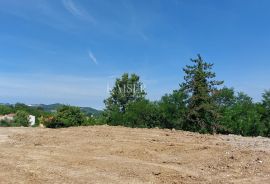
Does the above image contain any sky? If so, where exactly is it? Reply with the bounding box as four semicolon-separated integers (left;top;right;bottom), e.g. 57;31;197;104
0;0;270;109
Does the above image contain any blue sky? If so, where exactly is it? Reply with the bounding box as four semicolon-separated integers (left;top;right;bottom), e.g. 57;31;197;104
0;0;270;109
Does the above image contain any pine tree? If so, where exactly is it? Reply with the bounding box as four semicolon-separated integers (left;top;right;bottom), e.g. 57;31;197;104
181;54;223;133
261;90;270;136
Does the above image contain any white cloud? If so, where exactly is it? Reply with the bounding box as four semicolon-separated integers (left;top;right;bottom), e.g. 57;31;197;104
62;0;83;17
62;0;95;22
88;50;98;65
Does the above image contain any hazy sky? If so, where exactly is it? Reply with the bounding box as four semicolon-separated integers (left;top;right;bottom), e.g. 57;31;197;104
0;0;270;109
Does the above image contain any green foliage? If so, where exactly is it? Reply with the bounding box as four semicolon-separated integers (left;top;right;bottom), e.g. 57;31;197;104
103;104;123;126
14;110;30;127
260;90;270;136
33;103;101;116
102;64;270;137
81;116;97;126
46;105;86;128
13;103;50;125
0;105;14;115
213;87;236;109
14;103;30;111
158;89;188;129
219;92;264;136
2;54;270;138
94;115;107;125
104;73;146;125
0;103;99;128
103;73;166;128
0;120;11;127
123;100;163;128
104;73;146;114
181;54;223;133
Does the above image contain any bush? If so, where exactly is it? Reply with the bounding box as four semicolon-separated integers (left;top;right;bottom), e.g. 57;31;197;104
81;116;96;126
219;93;264;136
94;115;107;125
0;120;11;127
158;89;187;129
14;110;30;127
45;105;86;128
45;121;66;128
123;100;163;128
103;105;124;126
0;105;14;115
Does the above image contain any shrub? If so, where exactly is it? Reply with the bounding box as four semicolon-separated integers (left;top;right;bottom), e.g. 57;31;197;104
0;120;11;127
45;105;86;128
124;100;163;128
81;116;96;126
14;110;30;127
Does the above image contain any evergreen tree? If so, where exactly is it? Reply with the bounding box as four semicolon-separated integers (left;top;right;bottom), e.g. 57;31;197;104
181;54;223;133
261;90;270;136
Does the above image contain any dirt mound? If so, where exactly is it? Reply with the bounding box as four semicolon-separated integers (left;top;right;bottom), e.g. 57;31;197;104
0;126;270;184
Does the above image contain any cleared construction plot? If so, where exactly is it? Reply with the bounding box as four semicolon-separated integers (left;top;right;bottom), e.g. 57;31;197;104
0;126;270;184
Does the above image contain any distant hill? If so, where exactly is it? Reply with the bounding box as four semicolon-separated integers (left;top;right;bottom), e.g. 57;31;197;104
30;104;102;116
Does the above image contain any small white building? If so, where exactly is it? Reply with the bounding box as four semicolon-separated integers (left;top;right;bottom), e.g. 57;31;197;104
0;114;35;126
29;115;36;126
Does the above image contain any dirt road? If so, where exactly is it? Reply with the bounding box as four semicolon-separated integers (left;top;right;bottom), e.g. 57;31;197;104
0;126;270;184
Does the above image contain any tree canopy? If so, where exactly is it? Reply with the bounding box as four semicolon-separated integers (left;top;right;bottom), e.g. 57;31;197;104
181;54;223;133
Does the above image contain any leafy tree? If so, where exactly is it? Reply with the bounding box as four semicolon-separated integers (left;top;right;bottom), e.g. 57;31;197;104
46;105;86;128
212;87;236;133
158;88;188;129
104;73;146;124
124;100;162;128
14;110;30;127
181;54;223;133
14;103;49;125
14;103;29;111
0;105;14;115
213;87;236;109
105;73;146;113
220;92;263;136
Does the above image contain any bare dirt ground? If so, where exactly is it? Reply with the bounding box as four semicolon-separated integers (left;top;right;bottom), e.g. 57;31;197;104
0;126;270;184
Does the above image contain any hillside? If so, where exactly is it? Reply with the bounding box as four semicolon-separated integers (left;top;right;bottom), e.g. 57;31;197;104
0;126;270;183
31;103;102;115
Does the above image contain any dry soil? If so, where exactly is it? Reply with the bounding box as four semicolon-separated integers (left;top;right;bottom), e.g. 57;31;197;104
0;125;270;184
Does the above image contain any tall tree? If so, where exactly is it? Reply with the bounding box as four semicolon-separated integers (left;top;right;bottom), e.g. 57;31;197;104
181;54;223;133
104;73;146;124
261;90;270;136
